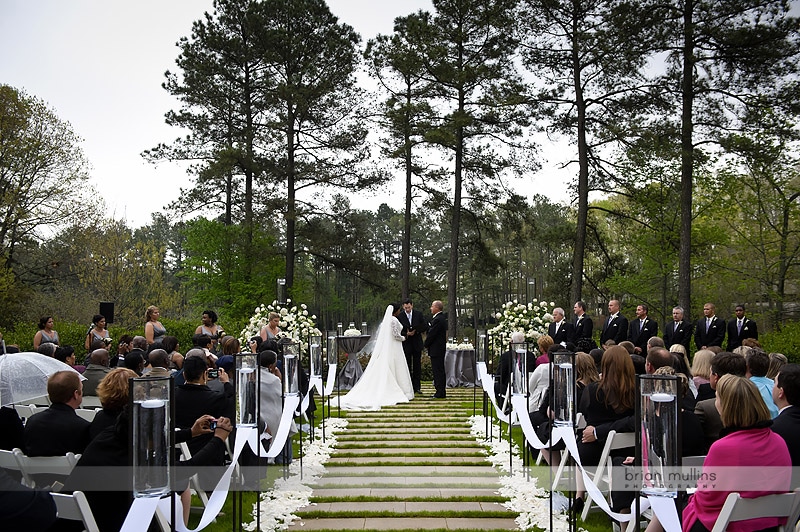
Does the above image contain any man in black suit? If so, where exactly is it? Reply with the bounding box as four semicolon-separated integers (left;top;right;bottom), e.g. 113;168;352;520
572;301;593;343
726;304;758;351
772;363;800;487
694;302;726;350
24;370;91;457
175;356;235;457
547;307;575;346
424;300;448;399
663;306;692;352
628;304;658;355
398;298;428;394
600;299;628;345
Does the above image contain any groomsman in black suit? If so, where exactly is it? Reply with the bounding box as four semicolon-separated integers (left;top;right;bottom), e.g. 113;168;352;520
398;298;428;394
424;300;448;399
547;307;575;345
726;304;758;351
600;299;628;345
694;302;726;350
573;301;593;342
628;304;658;355
663;306;693;352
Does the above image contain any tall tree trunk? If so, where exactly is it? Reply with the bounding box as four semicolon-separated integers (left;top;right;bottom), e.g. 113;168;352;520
678;0;694;312
286;115;296;292
401;84;412;300
570;1;588;306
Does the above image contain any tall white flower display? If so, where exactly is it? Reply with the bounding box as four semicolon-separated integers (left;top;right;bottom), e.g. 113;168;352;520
488;299;554;353
239;299;321;350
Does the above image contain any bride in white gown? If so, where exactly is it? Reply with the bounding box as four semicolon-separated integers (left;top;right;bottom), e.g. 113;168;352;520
340;303;414;410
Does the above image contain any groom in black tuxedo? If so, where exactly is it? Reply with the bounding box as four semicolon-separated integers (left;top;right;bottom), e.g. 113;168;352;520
398;298;428;394
424;300;448;398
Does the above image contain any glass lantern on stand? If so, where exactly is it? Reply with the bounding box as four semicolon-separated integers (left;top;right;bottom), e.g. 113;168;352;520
236;352;259;428
637;374;680;498
130;375;173;499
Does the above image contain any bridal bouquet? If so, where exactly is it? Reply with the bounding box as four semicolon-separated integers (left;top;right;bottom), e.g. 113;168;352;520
488;299;554;352
240;299;321;350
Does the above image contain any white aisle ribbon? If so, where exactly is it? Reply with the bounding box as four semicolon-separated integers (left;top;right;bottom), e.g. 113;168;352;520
123;422;251;532
558;427;634;523
310;375;324;396
120;496;161;532
510;394;570;450
648;495;681;532
324;363;337;395
477;362;511;423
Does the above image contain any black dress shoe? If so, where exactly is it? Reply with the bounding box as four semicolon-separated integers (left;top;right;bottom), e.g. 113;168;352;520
569;495;585;515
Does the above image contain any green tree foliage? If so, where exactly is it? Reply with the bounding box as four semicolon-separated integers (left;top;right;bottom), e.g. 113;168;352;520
366;17;438;299
0;85;92;264
633;0;799;311
520;0;654;305
403;0;529;336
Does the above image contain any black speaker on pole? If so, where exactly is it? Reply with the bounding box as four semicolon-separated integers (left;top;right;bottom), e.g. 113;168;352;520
99;302;115;324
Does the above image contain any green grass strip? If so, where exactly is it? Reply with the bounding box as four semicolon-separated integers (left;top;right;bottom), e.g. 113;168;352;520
295;510;513;519
308;495;507;503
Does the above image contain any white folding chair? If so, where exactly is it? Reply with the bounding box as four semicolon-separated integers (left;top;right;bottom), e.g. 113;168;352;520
51;490;100;532
80;396;102;409
75;408;98;422
711;489;800;532
28;395;51;406
582;430;636;520
13;404;34;421
13;449;80;489
0;448;23;480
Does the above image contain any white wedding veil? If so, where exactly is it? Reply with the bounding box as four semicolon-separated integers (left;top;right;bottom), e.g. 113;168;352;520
360;304;397;356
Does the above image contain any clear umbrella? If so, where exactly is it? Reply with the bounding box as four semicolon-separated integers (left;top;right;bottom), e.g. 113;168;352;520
0;352;86;407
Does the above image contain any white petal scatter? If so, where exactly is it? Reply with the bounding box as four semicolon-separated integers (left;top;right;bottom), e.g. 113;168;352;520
242;418;348;531
468;415;581;532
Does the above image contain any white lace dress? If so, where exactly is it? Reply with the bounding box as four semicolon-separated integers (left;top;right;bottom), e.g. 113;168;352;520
340;307;414;411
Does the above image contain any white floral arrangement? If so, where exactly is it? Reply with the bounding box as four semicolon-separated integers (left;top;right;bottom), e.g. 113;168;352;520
239;298;321;350
343;328;361;337
446;342;474;350
488;299;554;352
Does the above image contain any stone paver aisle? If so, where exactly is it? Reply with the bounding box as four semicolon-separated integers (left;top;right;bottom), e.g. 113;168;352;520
288;385;518;531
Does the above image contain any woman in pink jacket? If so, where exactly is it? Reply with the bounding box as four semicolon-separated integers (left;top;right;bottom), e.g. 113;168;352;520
649;373;791;532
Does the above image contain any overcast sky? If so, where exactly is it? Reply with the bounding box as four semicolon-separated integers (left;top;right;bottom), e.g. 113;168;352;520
1;0;568;228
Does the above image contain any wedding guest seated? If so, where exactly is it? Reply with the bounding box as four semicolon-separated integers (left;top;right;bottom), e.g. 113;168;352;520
24;370;90;457
64;410;230;531
175;356;234;457
81;348;112;396
143;348;173;377
771;363;800;487
611;366;707;513
574;346;636;513
161;335;184;370
691;349;714;401
647;374;791;532
767;352;787;379
54;345;85;373
495;332;538;407
618;341;635;355
0;406;24;451
259;350;296;464
527;344;562;412
89;368;138;439
109;334;133;368
192;333;216;364
0;469;57;531
532;352;599;469
534;334;554;367
36;342;57;357
746;348;778;418
123;350;145;375
694;351;746;447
